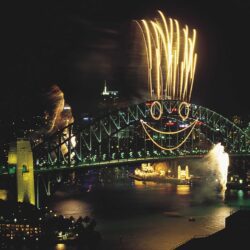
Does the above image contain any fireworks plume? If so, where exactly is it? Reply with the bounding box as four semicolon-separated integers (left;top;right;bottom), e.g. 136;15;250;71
45;85;75;156
136;10;197;101
45;85;74;133
206;143;229;191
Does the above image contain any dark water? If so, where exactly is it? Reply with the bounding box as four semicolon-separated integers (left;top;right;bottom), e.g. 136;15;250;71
1;175;249;250
45;179;250;250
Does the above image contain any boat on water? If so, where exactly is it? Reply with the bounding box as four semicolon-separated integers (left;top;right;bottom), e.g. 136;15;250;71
129;173;189;185
188;217;196;222
128;173;144;181
130;163;191;185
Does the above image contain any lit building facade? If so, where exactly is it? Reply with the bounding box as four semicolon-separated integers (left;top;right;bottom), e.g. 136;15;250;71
0;221;41;241
177;165;190;180
99;81;119;112
101;81;119;102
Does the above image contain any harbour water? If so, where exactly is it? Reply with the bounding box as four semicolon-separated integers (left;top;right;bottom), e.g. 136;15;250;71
47;176;250;250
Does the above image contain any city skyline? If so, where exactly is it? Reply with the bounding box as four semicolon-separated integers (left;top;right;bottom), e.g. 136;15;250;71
1;1;249;120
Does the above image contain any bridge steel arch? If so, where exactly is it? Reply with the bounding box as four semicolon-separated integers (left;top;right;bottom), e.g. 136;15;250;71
33;100;250;172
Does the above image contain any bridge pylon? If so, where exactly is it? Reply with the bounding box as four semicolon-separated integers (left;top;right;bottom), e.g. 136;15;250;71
8;139;35;206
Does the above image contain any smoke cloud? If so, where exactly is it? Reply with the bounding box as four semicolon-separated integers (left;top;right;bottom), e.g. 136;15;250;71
45;85;74;134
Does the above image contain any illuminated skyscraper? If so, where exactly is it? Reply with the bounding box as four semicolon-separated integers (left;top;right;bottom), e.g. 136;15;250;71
101;81;119;102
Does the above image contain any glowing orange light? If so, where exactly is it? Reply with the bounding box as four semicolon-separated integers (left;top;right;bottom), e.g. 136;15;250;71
178;101;190;121
150;101;163;120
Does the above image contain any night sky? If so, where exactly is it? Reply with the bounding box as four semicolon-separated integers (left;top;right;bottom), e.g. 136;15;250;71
2;0;250;120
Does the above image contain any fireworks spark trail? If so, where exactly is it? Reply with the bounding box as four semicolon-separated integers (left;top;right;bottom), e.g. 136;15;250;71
141;20;153;98
136;10;197;101
135;20;152;98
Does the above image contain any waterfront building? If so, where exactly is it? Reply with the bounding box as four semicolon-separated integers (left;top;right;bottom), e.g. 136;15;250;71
0;219;41;241
177;165;190;180
226;173;245;190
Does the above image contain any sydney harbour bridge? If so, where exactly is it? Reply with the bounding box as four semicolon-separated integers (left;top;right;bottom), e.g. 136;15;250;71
33;99;249;172
2;99;249;177
0;11;249;208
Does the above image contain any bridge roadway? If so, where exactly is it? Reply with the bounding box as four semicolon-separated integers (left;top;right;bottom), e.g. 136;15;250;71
1;152;249;176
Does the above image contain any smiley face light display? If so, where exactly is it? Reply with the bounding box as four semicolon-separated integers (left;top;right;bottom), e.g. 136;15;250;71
140;101;198;151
